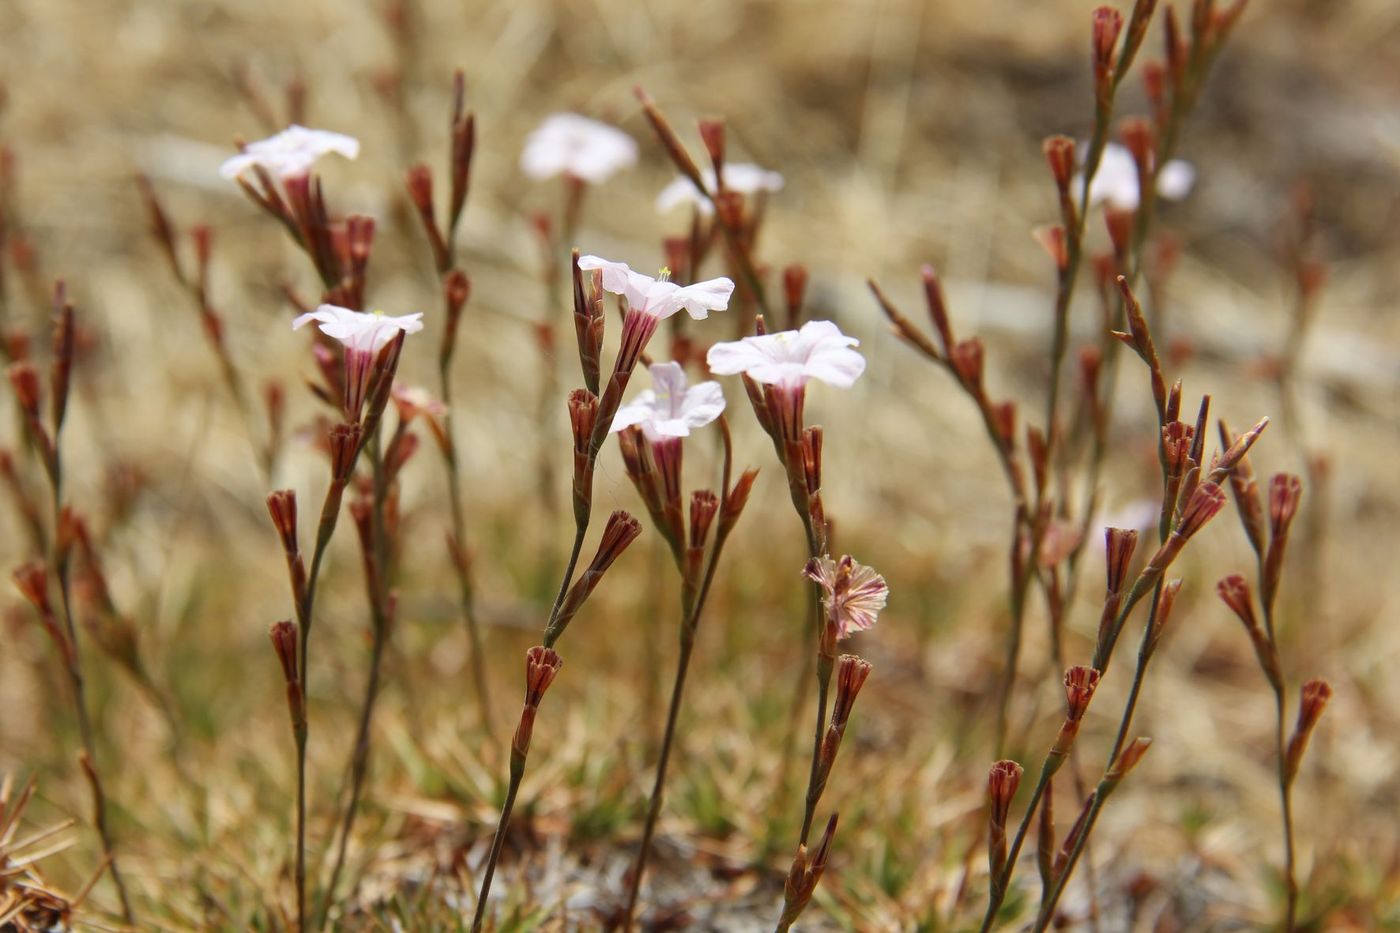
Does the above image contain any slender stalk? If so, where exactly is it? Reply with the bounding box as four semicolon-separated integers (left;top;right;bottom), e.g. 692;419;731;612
438;368;494;737
622;505;735;929
318;431;392;927
47;448;135;923
471;765;522;932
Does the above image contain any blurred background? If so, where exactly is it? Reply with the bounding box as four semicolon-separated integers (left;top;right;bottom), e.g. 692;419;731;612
1;0;1398;928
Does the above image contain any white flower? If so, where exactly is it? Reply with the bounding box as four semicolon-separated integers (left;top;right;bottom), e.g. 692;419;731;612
655;163;785;215
706;320;865;389
220;125;360;181
610;361;725;441
804;555;888;640
576;255;734;321
520;113;638;184
292;304;424;354
1076;142;1195;210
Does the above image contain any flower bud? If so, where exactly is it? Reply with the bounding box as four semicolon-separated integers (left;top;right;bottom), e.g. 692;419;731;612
266;490;299;555
1104;527;1138;595
689;489;719;551
1063;666;1101;722
1033;224;1069;273
1043;135;1076;196
1284;678;1332;783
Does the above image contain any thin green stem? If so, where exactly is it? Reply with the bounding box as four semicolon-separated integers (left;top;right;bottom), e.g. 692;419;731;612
472;767;522;933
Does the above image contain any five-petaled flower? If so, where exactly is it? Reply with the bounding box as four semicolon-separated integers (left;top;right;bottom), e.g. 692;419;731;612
220;125;361;181
804;555;888;642
706;320;865;390
656;163;785;215
294;304;423;419
611;361;726;441
578;255;735;376
293;304;424;354
1077;142;1194;211
521;113;638;184
577;256;734;322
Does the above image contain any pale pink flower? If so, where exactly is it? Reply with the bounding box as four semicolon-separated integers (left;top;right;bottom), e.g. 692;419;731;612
220;125;360;181
655;163;784;215
294;305;423;419
292;304;424;353
610;361;725;441
706;320;865;389
804;555;888;640
520;113;637;184
1076;142;1195;211
576;255;734;321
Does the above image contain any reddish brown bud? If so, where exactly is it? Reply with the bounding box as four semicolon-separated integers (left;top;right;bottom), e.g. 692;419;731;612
1107;737;1152;782
1118;118;1155;177
782;264;809;327
1092;6;1124;68
721;467;760;532
779;814;838;928
1043;135;1076;194
1268;473;1303;542
1162;421;1195;478
1104;527;1138;595
830;654;872;729
269;620;298;684
987;759;1023;826
567;389;599;456
697;118;726;174
328;422;362;482
990;401;1017;452
588;510;642;577
8;361;41;419
1284;678;1333;782
1033;224;1069;273
405;163;434;216
1104;210;1133;266
266;490;298;555
949;338;985;388
1063;666;1101;722
523;645;563;708
802;425;824;494
1177;481;1226;539
1147;577;1183;654
1216;574;1258;630
12;561;50;613
689;489;719;550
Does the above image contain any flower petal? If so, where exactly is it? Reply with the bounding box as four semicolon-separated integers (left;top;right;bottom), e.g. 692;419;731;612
676;276;736;320
680;380;726;429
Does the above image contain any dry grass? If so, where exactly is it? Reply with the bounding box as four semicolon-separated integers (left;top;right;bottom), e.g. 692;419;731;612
1;0;1399;930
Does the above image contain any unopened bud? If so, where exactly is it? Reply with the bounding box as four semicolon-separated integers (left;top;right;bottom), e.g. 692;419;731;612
1284;678;1332;783
1106;737;1152;782
1063;666;1101;722
689;489;719;550
266;490;299;555
1043;135;1076;195
1104;527;1138;595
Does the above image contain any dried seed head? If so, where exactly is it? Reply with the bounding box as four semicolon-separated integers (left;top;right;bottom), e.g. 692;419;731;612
987;759;1023;826
1104;527;1139;595
1063;666;1102;722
